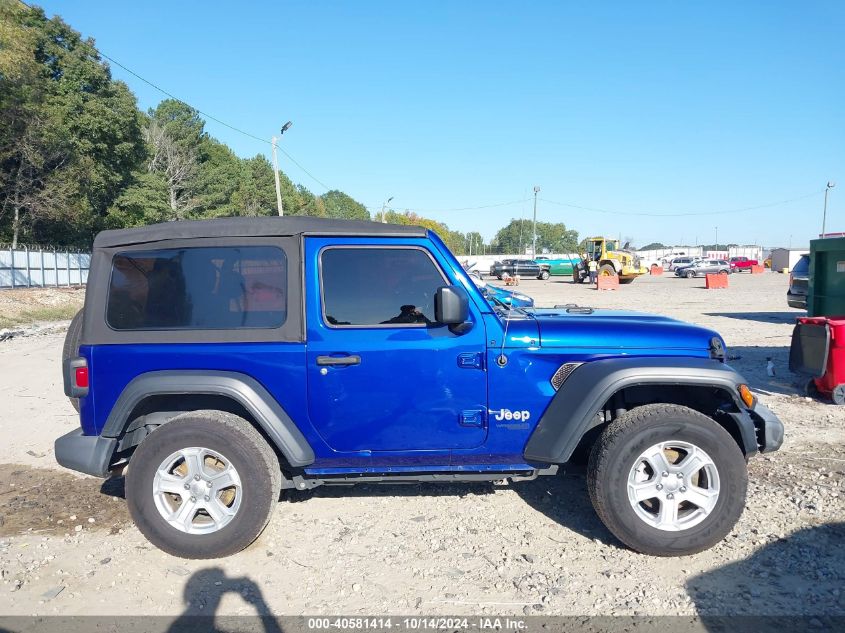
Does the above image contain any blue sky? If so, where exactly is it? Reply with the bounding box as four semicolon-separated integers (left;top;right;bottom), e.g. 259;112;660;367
42;1;844;247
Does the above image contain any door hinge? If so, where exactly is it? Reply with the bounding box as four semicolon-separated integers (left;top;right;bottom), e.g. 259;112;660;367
457;352;484;369
460;410;485;427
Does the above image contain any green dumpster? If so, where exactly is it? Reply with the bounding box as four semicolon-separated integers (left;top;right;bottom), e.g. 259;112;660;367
808;237;845;317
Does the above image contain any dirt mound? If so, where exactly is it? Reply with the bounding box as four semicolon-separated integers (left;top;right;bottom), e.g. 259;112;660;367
0;464;130;537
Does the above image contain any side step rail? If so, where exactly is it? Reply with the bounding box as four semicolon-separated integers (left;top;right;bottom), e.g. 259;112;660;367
281;466;558;491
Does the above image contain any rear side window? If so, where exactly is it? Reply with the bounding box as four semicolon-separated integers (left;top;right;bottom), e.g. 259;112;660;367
107;246;286;330
793;255;810;274
320;247;445;327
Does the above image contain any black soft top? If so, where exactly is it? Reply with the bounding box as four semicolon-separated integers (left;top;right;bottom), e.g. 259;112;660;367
94;216;427;248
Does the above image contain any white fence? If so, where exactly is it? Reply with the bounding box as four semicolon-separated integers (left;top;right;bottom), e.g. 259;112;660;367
0;246;90;288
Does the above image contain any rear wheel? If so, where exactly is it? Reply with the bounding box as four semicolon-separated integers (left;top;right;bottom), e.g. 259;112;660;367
62;310;84;412
598;264;616;278
719;269;729;275
588;404;747;556
619;277;635;285
126;410;281;559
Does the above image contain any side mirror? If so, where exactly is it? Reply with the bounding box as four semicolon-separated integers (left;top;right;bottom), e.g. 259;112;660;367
435;286;472;334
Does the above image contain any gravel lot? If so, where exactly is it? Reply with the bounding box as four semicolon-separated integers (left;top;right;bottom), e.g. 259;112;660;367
0;272;843;619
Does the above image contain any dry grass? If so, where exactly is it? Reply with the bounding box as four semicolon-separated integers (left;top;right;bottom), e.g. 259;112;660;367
0;287;84;328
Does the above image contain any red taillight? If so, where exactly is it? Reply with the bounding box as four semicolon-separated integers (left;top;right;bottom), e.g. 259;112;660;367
75;366;89;388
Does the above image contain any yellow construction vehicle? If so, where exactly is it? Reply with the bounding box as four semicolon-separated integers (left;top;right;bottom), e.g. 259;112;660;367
572;237;649;284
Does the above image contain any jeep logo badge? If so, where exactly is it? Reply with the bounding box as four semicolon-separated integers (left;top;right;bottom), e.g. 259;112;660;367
492;408;531;421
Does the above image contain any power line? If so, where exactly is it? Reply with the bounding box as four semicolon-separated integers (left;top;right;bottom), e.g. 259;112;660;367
12;1;828;222
366;189;823;219
540;190;824;218
15;0;333;191
366;198;529;213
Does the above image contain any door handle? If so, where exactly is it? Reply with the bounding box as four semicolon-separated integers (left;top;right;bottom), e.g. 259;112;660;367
316;355;361;366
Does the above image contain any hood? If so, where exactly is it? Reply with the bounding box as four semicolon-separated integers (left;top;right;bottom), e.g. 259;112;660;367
528;307;722;355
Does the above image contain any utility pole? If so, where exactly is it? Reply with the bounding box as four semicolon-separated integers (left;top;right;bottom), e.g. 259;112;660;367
715;226;718;253
822;181;837;236
271;121;293;217
381;197;394;223
532;186;540;257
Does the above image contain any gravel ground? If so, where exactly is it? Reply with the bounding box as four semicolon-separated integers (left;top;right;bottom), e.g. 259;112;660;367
0;273;843;619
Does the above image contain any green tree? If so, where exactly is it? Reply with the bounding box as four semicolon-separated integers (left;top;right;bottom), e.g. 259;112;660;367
464;231;485;255
0;1;145;246
144;101;204;218
231;155;276;217
492;219;579;254
639;242;667;250
194;137;241;217
321;190;369;220
382;210;465;255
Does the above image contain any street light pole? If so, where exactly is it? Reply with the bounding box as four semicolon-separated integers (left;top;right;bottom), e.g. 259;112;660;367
272;121;293;217
822;181;837;236
381;197;394;223
532;186;540;257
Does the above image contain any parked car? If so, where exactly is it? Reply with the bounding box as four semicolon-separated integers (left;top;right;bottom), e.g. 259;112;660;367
729;256;759;272
667;256;701;271
542;256;584;276
56;216;782;559
674;260;731;278
490;258;549;280
787;254;810;309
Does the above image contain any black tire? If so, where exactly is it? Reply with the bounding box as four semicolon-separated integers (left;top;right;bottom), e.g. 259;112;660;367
62;309;84;412
587;404;747;556
126;410;281;559
685;270;696;279
618;277;635;285
598;264;616;278
539;270;550;280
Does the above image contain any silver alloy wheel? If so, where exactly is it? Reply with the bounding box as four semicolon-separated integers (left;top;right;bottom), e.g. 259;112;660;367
152;447;242;535
627;440;720;532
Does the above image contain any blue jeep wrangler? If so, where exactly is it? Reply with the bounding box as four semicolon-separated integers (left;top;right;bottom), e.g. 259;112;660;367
56;217;783;559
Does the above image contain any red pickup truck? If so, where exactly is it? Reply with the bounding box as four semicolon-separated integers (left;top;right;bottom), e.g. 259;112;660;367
729;256;759;272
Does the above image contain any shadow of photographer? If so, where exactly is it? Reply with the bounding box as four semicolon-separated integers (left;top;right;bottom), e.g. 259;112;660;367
167;567;284;633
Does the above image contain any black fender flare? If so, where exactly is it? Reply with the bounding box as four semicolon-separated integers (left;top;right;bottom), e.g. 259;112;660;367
523;357;753;464
101;370;315;467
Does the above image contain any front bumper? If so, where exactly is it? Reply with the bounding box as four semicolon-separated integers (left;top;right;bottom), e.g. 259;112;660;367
724;397;784;455
55;429;117;478
750;401;785;453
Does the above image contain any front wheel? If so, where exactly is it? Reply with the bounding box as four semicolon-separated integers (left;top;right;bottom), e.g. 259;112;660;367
587;404;747;556
126;410;281;559
539;270;550;280
685;270;696;278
